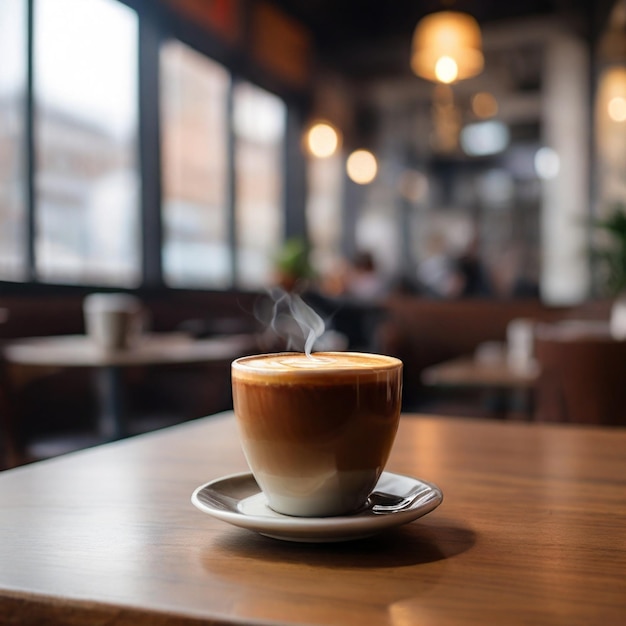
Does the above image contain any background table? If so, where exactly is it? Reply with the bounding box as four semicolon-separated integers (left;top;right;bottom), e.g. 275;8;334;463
421;355;539;388
422;354;539;418
3;333;257;440
1;412;625;625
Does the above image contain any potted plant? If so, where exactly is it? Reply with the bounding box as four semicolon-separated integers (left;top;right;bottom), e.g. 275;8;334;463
273;238;315;292
592;202;626;296
591;202;626;338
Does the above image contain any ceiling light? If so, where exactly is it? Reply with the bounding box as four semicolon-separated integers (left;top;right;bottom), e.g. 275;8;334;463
434;56;458;84
346;150;377;184
306;122;341;158
608;96;626;122
411;11;484;84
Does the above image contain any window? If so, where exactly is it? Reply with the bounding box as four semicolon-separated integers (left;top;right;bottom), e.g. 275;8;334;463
160;40;231;288
160;51;288;290
1;0;296;291
0;0;27;280
33;0;140;286
233;81;286;288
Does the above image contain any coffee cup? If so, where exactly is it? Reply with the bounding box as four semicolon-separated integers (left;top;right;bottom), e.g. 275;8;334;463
231;351;403;517
83;293;143;351
506;318;535;370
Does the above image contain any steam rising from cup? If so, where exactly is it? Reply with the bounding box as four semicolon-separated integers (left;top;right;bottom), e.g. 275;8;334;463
255;288;325;356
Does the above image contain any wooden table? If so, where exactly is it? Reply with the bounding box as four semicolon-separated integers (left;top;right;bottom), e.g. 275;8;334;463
422;355;540;389
1;412;625;625
2;333;256;440
422;355;540;418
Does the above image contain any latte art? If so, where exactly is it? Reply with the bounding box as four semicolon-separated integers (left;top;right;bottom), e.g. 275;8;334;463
277;355;337;368
233;352;401;383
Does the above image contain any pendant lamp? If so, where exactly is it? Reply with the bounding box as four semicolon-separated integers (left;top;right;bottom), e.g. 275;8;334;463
411;11;484;84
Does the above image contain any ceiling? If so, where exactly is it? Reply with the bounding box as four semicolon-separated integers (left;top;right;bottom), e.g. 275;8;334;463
268;0;615;81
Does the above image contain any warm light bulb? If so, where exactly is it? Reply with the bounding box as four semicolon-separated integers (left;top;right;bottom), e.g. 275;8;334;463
608;96;626;122
346;150;377;185
434;56;458;83
306;122;339;158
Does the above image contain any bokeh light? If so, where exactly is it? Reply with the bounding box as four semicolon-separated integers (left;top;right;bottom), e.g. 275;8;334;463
346;150;378;184
534;147;560;180
306;122;340;158
472;92;498;118
608;96;626;122
434;56;458;84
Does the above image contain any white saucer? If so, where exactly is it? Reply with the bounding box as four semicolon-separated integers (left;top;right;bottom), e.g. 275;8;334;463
191;471;443;542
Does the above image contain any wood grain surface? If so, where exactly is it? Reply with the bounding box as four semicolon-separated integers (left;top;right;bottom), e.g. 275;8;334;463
1;412;625;625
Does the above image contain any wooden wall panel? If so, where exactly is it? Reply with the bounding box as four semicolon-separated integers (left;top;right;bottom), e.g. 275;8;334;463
164;0;242;45
251;2;312;87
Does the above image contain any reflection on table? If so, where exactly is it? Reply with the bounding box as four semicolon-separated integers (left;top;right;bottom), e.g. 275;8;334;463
0;412;624;625
3;333;258;442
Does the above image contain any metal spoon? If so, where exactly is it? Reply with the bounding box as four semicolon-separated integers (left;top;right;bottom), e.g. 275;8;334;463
368;484;433;513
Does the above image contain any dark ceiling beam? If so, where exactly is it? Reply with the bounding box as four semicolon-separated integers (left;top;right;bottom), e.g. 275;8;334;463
269;0;608;81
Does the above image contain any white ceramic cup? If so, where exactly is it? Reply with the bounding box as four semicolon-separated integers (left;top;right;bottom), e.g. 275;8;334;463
231;351;403;517
83;293;143;351
506;318;535;370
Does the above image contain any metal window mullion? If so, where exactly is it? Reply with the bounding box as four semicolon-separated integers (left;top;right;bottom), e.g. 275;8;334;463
138;8;163;288
284;106;307;242
25;0;36;281
227;77;237;286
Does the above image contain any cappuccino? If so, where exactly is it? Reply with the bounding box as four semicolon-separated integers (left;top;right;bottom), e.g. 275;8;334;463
232;352;403;517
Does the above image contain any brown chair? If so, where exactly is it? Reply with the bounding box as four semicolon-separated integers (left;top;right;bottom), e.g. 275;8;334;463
534;331;626;425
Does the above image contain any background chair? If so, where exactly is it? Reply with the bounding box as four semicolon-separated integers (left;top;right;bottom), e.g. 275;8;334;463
534;331;626;425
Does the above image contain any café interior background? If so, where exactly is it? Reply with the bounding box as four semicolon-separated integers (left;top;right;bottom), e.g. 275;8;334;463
0;0;624;303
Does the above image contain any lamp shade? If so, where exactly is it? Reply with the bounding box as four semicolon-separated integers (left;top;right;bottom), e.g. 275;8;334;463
411;11;484;83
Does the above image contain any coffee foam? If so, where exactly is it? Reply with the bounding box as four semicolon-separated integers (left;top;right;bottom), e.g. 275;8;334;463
232;351;402;383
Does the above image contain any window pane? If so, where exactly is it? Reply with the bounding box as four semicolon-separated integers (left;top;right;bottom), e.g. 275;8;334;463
233;82;285;289
34;0;140;286
0;0;27;280
160;40;231;288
